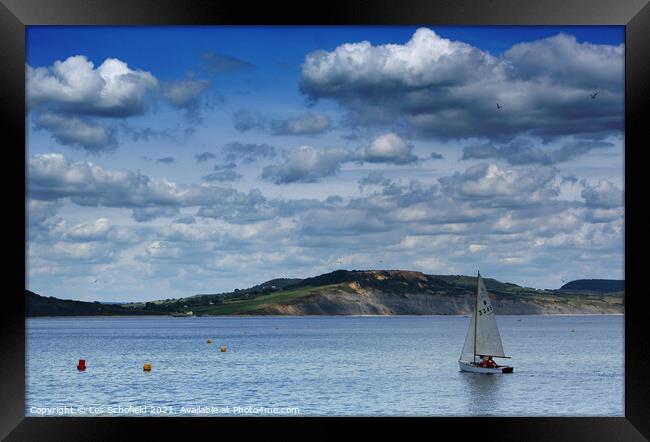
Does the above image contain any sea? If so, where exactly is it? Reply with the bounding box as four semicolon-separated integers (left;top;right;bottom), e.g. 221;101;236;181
26;315;623;417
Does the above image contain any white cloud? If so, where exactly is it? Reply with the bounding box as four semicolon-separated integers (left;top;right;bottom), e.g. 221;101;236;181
65;218;112;241
261;133;419;184
33;112;115;152
27;55;158;117
27;199;62;226
355;132;418;164
261;145;353;184
581;179;623;208
161;79;211;108
440;163;558;202
300;29;623;141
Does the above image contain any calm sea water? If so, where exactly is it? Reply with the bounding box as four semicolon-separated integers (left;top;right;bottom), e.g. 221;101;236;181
26;315;623;417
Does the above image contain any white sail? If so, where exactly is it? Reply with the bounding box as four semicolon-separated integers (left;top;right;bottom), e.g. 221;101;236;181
459;272;507;362
459;304;477;363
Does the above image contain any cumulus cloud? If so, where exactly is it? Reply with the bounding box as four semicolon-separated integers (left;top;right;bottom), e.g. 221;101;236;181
33;112;116;152
161;79;211;108
299;207;390;236
355;132;418;164
260;133;419;184
26;31;625;301
27;199;62;226
27;55;158;117
161;79;212;121
462;140;613;165
300;29;623;141
439;163;558;206
195;188;277;224
581;179;623;208
272;113;331;135
64;218;112;241
26;55;216;150
261;146;353;184
27;153;261;212
26;157;623;299
504;34;623;89
358;172;391;191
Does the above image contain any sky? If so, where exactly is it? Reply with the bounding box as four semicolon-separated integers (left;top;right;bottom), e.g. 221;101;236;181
25;26;625;302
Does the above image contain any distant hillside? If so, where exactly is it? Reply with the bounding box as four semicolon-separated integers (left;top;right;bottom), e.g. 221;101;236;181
120;270;624;316
559;279;624;293
28;271;624;317
25;290;162;317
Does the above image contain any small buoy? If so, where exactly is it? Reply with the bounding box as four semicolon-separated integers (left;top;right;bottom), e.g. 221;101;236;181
220;345;227;352
207;339;212;344
570;329;575;332
143;363;152;371
77;359;86;371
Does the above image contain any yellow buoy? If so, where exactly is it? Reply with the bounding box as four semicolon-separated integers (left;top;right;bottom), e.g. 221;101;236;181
220;345;227;352
143;363;152;371
207;339;212;344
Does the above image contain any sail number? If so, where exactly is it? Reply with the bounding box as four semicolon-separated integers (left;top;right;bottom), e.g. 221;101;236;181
478;305;493;316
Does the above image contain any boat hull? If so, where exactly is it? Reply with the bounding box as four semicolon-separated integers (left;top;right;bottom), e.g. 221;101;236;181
459;360;513;374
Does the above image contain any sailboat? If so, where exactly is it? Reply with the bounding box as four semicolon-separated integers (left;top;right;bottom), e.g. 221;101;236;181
459;271;513;374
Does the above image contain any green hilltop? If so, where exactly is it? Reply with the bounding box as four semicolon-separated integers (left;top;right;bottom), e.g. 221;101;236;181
26;270;624;317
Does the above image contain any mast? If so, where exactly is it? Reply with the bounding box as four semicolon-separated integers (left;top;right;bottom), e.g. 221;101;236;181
473;270;479;364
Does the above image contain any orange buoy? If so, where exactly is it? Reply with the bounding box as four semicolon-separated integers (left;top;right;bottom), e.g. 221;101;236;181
143;363;152;371
220;345;227;352
207;339;212;344
77;359;86;371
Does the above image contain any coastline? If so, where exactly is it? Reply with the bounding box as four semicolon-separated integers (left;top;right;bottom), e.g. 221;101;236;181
26;312;625;319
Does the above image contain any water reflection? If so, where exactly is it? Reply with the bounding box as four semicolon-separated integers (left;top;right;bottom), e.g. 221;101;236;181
458;370;508;415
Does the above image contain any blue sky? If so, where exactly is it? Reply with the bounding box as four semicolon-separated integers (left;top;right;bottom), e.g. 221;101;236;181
26;26;624;301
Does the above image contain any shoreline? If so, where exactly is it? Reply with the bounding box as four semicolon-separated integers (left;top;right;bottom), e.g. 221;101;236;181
26;312;624;319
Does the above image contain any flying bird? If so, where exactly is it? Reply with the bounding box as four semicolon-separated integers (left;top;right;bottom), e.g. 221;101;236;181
496;103;502;109
590;91;599;99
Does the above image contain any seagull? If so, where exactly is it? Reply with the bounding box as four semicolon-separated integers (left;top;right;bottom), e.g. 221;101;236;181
590;91;599;99
496;103;502;109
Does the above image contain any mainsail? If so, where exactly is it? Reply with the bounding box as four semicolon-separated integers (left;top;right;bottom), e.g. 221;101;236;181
459;272;507;363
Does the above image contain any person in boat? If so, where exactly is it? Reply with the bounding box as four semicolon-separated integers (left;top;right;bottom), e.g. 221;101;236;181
479;355;497;368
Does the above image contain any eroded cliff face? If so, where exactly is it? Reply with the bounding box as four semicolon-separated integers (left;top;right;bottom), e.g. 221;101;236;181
27;270;625;316
247;281;624;315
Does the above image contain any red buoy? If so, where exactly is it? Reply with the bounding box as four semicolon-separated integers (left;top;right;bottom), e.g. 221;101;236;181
77;359;86;371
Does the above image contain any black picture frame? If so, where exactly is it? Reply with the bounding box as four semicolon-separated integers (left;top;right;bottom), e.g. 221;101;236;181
2;0;648;439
